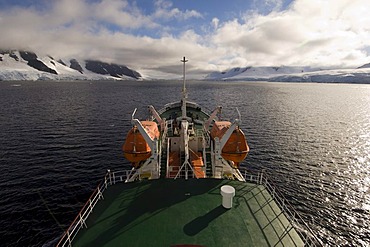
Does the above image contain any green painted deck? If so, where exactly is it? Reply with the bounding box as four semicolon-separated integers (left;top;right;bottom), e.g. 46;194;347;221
72;179;304;247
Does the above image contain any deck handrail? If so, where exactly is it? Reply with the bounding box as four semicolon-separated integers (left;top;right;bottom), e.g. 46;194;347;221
57;168;321;247
56;170;131;247
240;168;322;246
166;139;170;178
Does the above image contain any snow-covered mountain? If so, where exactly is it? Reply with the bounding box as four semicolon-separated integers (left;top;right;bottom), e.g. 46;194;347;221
206;65;370;83
2;49;370;83
206;66;319;80
0;50;141;81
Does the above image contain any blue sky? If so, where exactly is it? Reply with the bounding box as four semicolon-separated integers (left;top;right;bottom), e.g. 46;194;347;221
1;0;370;77
16;0;293;38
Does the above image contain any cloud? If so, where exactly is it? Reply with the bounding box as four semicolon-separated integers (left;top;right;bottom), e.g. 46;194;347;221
211;0;370;68
153;0;203;21
0;0;370;77
92;0;158;29
0;0;210;75
252;0;284;14
211;18;219;30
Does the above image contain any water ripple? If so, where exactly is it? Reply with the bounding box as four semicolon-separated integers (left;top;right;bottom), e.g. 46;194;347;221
0;81;369;246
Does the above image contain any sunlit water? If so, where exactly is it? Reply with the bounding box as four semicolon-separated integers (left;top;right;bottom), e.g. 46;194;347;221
0;81;369;246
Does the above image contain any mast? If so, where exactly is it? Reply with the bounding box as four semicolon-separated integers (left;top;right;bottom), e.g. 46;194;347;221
175;56;195;180
181;56;188;119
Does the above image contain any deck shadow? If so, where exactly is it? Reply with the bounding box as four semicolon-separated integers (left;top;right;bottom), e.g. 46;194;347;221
81;178;223;246
183;205;228;236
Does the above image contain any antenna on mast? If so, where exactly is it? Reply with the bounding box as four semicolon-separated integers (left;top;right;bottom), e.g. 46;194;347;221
181;56;188;97
181;57;188;119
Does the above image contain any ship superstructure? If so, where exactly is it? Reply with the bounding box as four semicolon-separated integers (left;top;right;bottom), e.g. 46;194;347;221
57;57;321;247
122;57;249;182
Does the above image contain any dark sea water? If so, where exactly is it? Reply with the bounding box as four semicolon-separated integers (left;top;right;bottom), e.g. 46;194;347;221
0;80;369;246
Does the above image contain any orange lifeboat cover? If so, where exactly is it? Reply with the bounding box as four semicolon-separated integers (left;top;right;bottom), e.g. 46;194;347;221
210;121;249;165
122;121;159;165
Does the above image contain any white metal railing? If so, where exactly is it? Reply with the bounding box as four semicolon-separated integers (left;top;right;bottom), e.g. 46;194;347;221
57;168;322;247
56;170;131;247
166;140;170;178
172;168;195;179
240;168;322;247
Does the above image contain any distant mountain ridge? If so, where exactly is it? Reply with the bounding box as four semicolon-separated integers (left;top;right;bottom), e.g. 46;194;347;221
1;49;370;83
205;66;321;80
85;60;141;79
357;63;370;69
0;50;141;81
206;65;370;83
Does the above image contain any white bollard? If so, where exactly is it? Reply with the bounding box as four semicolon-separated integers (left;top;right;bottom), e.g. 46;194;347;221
220;185;235;209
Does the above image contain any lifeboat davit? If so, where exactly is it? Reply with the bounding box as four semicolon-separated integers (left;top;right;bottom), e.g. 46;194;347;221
210;121;249;167
122;121;160;167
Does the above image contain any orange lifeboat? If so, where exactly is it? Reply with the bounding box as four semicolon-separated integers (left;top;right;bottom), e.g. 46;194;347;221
122;121;160;168
210;121;249;167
